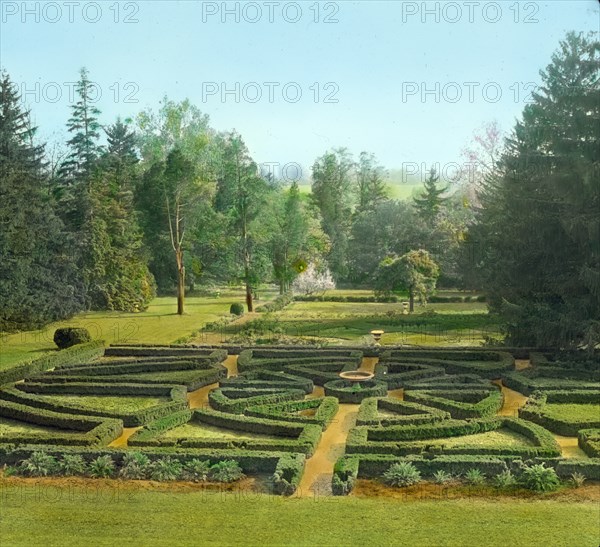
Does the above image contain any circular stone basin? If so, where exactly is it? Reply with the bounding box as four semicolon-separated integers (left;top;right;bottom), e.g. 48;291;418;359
339;370;374;382
324;379;387;404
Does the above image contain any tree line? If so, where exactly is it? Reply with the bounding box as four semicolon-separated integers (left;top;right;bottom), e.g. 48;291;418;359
1;31;597;349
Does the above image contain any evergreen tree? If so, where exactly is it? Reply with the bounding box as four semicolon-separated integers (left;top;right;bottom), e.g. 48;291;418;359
467;31;600;348
356;151;387;212
0;72;83;330
413;168;448;223
58;67;102;184
311;148;354;280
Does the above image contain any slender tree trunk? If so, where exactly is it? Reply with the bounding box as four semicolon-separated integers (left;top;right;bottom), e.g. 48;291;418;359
245;275;253;312
176;248;185;315
409;290;414;313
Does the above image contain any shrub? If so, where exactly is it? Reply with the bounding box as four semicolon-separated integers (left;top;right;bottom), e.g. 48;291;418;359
432;470;453;484
183;459;211;482
53;327;92;349
59;454;88;476
493;470;516;488
150;457;183;481
464;468;486;485
209;460;245;483
89;455;116;478
230;303;245;316
520;463;560;492
382;462;421;487
570;472;586;488
119;452;151;480
19;451;59;477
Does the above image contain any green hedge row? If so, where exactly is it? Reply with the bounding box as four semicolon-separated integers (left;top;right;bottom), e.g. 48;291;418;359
518;392;600;436
0;399;122;446
221;373;314;394
346;416;559;458
356;397;450;426
360;454;510;477
128;409;194;445
332;455;360;495
502;371;600;395
49;358;217;377
131;408;322;456
293;294;399;303
208;388;305;414
282;362;360;386
555;459;600;481
0;341;106;386
30;368;225;392
578;429;600;458
272;453;306;495
403;389;503;419
375;363;445;389
104;346;227;358
237;348;362;371
244;397;339;428
256;292;294;313
5;384;188;427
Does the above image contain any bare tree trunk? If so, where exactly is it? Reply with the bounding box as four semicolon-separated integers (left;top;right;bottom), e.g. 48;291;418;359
245;276;253;312
176;248;185;315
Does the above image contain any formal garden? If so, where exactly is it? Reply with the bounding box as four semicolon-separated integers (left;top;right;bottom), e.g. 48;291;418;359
1;12;599;546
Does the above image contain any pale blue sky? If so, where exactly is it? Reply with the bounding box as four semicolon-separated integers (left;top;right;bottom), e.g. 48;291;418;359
1;0;598;179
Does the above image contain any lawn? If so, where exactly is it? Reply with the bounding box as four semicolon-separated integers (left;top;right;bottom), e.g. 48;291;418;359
409;429;534;448
0;418;77;437
37;395;167;413
220;293;500;346
160;422;279;441
542;404;600;423
0;288;276;370
0;482;597;547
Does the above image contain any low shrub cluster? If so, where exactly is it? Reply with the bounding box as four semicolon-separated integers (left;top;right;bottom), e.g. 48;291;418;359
12;449;246;483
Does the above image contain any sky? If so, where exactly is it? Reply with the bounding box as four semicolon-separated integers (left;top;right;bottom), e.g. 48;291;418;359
1;0;598;182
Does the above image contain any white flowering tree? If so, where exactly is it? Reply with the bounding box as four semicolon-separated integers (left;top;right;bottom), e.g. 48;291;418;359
291;264;335;295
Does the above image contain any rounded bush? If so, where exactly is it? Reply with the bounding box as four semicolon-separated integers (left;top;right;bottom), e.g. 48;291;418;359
53;327;92;349
230;302;245;316
209;460;245;483
520;463;560;492
324;379;387;403
383;462;421;487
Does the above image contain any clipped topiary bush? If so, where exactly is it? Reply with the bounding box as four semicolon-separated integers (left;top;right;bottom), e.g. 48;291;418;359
230;303;245;316
53;327;92;349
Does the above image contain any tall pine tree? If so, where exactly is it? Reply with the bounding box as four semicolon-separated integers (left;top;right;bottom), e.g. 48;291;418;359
0;72;83;330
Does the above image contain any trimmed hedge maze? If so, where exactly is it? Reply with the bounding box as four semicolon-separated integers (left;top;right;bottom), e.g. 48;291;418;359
1;345;599;497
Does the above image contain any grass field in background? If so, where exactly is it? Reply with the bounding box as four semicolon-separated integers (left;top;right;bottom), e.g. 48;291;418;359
0;288;276;370
0;483;597;547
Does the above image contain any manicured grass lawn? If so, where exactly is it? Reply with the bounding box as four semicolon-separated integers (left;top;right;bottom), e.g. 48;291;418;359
160;422;279;441
0;288;276;370
224;294;500;346
0;417;77;436
542;404;600;423
410;429;534;448
38;395;167;413
0;483;597;546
